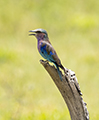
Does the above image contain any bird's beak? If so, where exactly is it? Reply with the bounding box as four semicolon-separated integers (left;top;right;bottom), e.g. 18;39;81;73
29;30;36;36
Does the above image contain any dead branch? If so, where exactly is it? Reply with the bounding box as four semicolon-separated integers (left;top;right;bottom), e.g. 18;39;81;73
40;60;89;120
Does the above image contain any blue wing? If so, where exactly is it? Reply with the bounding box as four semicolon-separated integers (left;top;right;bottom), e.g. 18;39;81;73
40;43;56;63
39;42;63;81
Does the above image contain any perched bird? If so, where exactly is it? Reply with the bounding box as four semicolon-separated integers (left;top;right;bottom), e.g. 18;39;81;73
29;28;65;81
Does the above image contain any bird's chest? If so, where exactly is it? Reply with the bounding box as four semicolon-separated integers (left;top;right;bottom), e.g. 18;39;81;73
38;41;45;51
37;41;54;62
38;41;47;58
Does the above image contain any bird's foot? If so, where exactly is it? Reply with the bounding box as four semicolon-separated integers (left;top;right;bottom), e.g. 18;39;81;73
45;60;49;63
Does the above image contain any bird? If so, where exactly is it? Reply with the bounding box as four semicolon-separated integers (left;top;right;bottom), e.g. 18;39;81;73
29;28;66;81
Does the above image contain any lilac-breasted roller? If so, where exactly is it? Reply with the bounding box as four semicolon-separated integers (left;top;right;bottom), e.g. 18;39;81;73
29;28;65;81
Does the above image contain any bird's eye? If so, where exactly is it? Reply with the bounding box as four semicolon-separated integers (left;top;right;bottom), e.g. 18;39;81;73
44;34;46;38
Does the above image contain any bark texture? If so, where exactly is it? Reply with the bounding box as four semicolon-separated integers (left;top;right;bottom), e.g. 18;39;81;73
40;60;89;120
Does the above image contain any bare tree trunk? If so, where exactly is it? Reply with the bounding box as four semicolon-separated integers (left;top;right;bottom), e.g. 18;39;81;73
40;60;89;120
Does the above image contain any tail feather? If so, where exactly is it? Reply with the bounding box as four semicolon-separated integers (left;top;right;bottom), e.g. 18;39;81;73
56;65;62;81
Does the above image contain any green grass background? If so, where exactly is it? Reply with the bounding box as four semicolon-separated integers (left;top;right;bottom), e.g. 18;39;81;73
0;0;99;119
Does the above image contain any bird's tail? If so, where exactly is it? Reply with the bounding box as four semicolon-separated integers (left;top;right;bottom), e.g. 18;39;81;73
56;64;62;81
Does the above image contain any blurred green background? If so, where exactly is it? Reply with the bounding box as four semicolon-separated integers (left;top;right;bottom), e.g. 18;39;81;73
0;0;99;119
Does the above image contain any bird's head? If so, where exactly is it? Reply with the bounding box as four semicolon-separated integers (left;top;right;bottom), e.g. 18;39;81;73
29;28;48;41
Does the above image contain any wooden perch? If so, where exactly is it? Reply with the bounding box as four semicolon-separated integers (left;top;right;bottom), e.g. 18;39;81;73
40;60;89;120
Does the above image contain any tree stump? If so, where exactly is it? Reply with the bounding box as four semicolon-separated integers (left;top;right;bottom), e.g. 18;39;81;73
40;60;89;120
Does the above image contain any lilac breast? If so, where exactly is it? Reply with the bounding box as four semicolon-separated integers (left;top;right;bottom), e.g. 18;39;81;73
37;39;43;52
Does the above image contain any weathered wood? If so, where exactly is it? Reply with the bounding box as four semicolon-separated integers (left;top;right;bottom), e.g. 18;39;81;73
40;60;89;120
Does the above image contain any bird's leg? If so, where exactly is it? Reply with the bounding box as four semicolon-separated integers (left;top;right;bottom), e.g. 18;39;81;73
45;60;49;63
45;60;49;62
